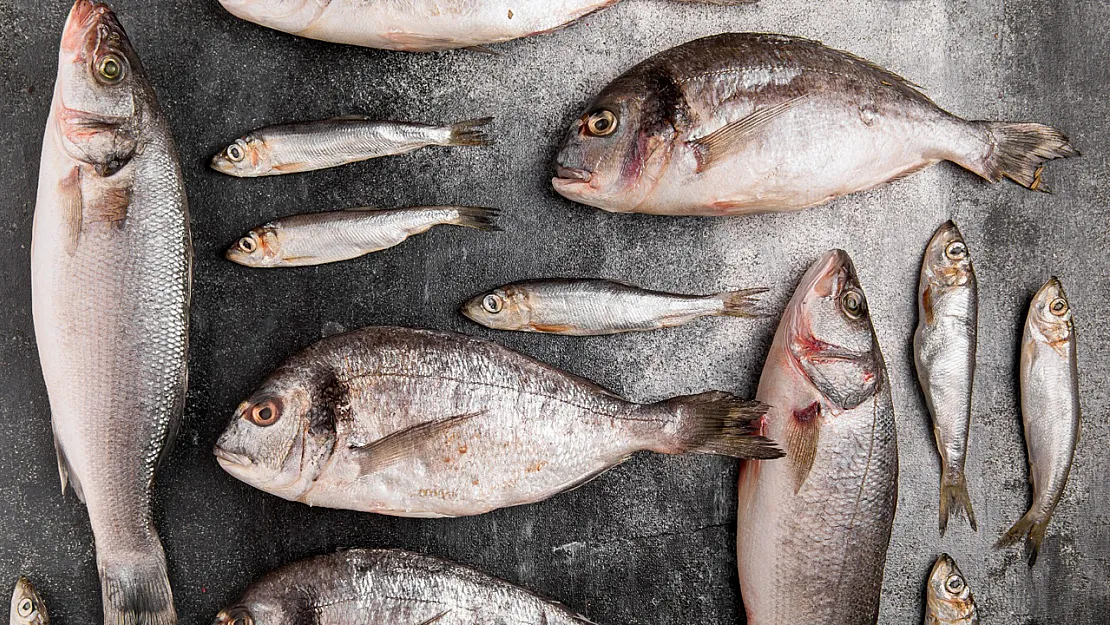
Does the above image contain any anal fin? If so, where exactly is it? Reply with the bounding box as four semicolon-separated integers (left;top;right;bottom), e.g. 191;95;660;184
53;432;85;502
352;411;485;475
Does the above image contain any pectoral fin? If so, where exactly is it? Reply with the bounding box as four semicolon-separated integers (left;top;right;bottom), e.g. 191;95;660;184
351;411;485;475
417;612;450;625
692;96;807;172
787;402;822;493
58;167;83;255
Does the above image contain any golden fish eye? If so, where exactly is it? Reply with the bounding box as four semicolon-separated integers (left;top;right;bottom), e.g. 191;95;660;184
238;236;258;254
226;144;245;162
585;110;618;137
17;598;33;617
97;54;124;82
840;290;866;320
246;398;282;427
482;294;504;314
1049;297;1069;316
944;575;965;594
945;241;968;261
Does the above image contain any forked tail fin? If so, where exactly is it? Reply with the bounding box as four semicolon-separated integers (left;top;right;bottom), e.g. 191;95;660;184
995;509;1050;566
714;287;770;318
446;206;501;231
445;117;494;147
654;391;782;459
966;121;1078;191
938;471;977;535
99;547;176;625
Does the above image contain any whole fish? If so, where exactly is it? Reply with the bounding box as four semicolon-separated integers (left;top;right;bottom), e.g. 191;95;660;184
32;2;190;625
925;554;979;625
10;578;48;625
554;33;1077;216
461;279;766;335
737;250;897;625
226;206;500;267
215;326;781;517
210;117;492;177
914;221;978;534
216;0;755;52
212;549;594;625
996;277;1080;565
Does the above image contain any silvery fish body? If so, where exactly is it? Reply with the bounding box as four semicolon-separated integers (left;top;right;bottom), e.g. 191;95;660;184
554;33;1077;216
996;277;1080;565
737;250;897;625
925;554;979;625
10;577;48;625
212;550;594;625
461;278;765;335
32;3;190;625
914;221;977;534
215;326;780;518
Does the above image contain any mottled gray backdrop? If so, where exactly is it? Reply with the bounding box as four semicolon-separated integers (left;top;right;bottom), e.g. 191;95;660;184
0;0;1106;624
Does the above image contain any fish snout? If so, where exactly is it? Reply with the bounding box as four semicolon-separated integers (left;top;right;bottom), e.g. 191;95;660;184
61;0;110;53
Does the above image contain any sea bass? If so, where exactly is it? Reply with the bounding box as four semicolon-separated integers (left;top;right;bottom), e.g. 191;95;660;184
737;250;897;625
914;221;978;534
554;33;1077;216
212;549;594;625
215;326;781;517
925;554;979;625
210;117;492;177
996;277;1080;565
461;278;766;335
216;0;755;52
226;206;499;267
10;578;48;625
32;2;190;625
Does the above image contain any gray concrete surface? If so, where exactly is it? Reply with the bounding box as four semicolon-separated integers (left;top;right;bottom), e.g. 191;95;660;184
1;0;1107;624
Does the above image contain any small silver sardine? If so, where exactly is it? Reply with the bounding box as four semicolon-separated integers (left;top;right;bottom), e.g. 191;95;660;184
226;206;500;267
925;554;979;625
211;116;492;177
914;221;978;534
214;326;781;518
554;33;1077;216
212;550;594;625
10;578;48;625
996;277;1080;565
737;250;897;625
461;279;766;335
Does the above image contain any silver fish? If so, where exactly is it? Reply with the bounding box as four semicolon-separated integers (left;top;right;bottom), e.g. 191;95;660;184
914;221;977;534
996;277;1080;565
215;326;781;518
216;0;754;52
925;554;979;625
32;2;190;624
10;578;48;625
226;206;500;268
211;116;492;177
461;279;766;335
554;33;1077;216
737;250;897;625
212;549;594;625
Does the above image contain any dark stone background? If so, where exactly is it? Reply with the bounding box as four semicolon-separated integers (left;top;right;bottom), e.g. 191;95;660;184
0;1;1106;624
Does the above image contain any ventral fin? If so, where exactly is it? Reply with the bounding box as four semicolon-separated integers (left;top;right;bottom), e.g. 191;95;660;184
787;401;822;493
692;95;808;172
58;166;83;255
53;432;85;502
351;411;485;475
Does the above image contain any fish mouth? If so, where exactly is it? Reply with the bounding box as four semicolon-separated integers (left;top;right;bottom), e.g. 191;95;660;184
62;1;115;53
214;446;254;469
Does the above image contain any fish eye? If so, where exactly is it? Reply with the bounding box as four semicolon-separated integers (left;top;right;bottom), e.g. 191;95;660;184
944;575;965;594
840;289;866;320
482;294;504;314
238;235;258;254
1049;297;1069;317
96;54;125;83
945;241;968;261
585;110;618;137
228;609;254;625
17;598;33;617
246;398;282;427
226;143;245;162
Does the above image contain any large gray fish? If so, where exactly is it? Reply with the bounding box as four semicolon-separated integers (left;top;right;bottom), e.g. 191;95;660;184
10;578;49;625
212;549;594;625
226;206;499;268
32;2;190;624
996;277;1080;565
737;250;897;625
216;0;755;52
554;33;1077;216
214;326;781;517
914;221;978;534
461;279;766;335
925;554;979;625
210;117;492;177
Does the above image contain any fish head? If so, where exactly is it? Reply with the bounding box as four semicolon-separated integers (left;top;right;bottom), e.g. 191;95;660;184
785;250;884;410
1027;276;1074;347
460;284;534;331
226;225;282;267
217;0;331;34
921;220;974;292
9;577;48;625
53;1;149;173
926;554;977;623
212;603;290;625
211;134;272;176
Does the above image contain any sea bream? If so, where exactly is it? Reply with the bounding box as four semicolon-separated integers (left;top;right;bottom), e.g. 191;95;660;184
736;250;897;625
554;33;1078;216
32;2;191;625
214;326;781;518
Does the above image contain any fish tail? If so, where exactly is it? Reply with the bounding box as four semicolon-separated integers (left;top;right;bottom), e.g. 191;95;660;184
714;287;770;318
655;391;782;459
446;117;494;147
995;509;1050;566
938;470;977;535
968;121;1078;191
447;206;501;231
98;546;176;625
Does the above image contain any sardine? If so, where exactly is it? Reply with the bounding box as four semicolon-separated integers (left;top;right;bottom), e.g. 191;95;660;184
214;326;781;517
461;279;766;335
554;33;1077;216
212;549;594;625
914;221;978;534
210;117;492;177
226;206;500;268
216;0;755;52
737;250;897;625
925;554;979;625
10;578;48;625
996;277;1080;565
32;3;190;624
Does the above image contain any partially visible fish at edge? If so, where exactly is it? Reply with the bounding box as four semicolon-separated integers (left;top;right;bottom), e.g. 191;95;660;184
10;577;48;625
